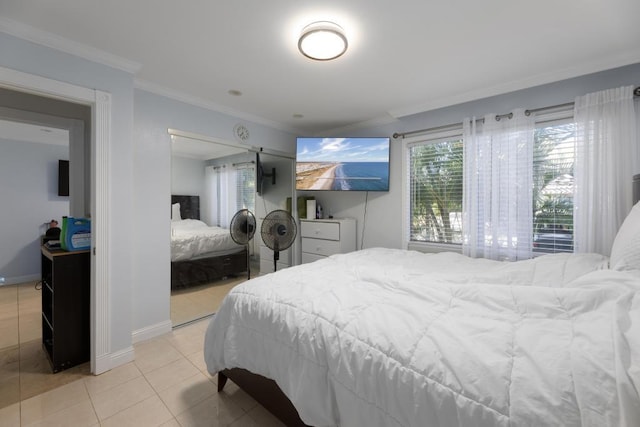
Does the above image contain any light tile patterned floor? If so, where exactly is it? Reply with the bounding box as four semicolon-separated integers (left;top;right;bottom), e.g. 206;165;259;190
1;273;283;427
1;318;285;427
0;273;247;410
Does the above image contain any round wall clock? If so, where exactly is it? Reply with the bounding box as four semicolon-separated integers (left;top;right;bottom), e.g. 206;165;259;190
234;124;250;143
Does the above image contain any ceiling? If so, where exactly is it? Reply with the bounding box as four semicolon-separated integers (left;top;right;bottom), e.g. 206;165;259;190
0;119;69;146
1;0;639;134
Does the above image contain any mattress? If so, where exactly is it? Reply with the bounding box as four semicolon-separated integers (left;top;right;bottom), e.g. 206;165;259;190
204;248;640;427
171;219;242;262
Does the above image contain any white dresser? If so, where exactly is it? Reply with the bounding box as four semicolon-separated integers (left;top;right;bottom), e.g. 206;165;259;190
300;218;356;264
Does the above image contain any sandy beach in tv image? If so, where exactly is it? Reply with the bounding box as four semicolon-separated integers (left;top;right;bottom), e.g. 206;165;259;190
296;162;340;190
296;137;390;191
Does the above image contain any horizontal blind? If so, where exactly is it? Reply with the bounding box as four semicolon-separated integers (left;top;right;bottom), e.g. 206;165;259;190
235;164;256;212
408;138;463;244
532;119;575;253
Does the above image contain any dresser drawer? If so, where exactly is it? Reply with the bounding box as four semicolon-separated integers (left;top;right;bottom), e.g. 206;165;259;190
302;238;341;257
301;221;340;240
301;252;326;264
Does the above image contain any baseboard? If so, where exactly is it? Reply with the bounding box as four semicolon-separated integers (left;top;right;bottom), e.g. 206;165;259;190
110;345;135;367
131;320;172;344
93;346;134;375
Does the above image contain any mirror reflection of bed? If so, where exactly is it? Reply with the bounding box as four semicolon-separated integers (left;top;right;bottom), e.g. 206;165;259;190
170;132;260;326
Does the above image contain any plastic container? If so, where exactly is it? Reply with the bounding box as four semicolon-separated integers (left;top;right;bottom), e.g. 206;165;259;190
60;217;91;251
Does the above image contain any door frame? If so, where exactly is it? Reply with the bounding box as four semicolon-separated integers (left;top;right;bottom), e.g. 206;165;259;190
0;65;113;374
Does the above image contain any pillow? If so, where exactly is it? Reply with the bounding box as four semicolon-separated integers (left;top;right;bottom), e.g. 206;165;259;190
609;201;640;271
171;203;182;221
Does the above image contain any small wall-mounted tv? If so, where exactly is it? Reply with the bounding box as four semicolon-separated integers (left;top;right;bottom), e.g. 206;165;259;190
58;159;69;197
296;137;390;191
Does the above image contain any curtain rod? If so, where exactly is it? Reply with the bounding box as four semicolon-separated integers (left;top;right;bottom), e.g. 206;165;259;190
393;86;640;139
232;160;255;167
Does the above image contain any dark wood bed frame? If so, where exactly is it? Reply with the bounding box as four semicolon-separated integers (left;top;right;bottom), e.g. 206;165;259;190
218;368;311;427
171;195;247;290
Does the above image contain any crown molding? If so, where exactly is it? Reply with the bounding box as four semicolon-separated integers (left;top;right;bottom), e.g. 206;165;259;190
134;78;299;134
388;49;640;119
0;16;141;74
315;114;399;136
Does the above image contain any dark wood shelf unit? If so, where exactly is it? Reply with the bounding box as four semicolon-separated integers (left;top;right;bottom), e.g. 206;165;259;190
41;247;90;373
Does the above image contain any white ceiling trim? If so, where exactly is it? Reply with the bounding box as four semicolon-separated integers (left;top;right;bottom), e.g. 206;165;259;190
389;48;640;119
0;16;141;74
134;78;301;134
317;114;399;137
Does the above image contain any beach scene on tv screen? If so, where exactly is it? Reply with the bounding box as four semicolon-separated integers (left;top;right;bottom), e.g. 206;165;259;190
296;137;390;191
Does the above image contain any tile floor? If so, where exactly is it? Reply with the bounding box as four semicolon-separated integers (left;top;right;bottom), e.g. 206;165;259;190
1;318;285;427
1;282;92;410
1;262;282;427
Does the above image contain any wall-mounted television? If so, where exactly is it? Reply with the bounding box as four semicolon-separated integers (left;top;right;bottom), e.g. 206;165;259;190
296;137;390;191
58;159;69;196
256;152;276;196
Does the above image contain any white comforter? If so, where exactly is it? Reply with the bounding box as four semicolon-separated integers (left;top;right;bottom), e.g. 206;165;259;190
204;248;640;427
171;219;242;262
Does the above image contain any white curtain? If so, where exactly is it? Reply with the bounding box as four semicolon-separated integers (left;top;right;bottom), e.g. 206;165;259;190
204;165;238;228
573;86;638;255
204;166;219;226
462;109;534;261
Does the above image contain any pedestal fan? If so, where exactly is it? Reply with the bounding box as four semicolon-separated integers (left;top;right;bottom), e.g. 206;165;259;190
229;209;256;279
261;209;297;272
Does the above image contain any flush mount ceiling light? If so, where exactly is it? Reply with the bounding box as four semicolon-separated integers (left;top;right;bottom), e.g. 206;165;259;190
298;21;348;61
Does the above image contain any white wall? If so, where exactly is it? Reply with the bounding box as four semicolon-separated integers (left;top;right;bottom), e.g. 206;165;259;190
312;63;640;251
0;138;68;283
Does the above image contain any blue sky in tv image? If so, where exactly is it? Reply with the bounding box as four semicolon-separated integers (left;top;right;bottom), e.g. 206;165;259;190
295;137;390;191
296;137;389;163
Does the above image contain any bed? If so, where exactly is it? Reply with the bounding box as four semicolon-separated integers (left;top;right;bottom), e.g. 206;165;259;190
170;195;247;290
204;204;640;426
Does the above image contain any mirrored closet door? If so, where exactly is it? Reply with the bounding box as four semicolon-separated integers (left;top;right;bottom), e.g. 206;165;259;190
169;131;257;326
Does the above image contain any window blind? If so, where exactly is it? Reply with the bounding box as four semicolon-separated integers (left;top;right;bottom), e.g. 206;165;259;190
404;110;575;255
408;138;464;244
532;119;575;253
235;164;256;212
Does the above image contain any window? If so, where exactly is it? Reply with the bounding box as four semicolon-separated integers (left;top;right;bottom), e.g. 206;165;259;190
532;119;575;253
405;112;575;254
206;163;255;228
407;135;463;245
236;165;256;212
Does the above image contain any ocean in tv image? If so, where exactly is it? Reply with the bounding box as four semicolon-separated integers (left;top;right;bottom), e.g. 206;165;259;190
333;162;389;191
295;137;391;191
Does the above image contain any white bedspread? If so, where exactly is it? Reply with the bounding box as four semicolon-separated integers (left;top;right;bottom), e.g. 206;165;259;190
204;248;640;427
171;219;242;262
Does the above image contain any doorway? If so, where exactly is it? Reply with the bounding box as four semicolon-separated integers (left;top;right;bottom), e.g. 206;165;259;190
0;102;91;409
0;66;113;377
